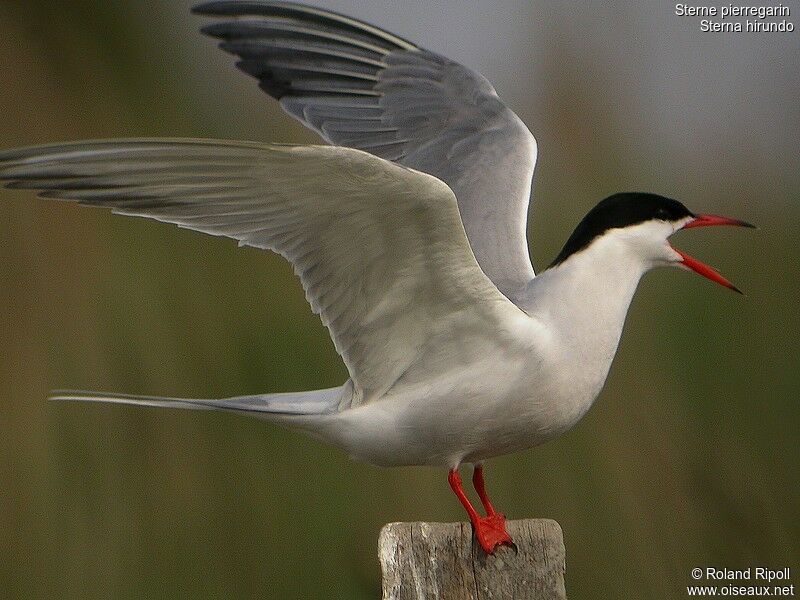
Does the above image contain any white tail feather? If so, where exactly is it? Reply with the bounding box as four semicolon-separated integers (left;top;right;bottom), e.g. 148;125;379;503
49;386;344;416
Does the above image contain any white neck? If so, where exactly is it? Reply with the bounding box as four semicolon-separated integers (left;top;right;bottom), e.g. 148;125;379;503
520;232;654;373
493;219;684;438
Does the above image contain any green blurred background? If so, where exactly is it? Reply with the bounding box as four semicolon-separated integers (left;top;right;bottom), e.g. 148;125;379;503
0;1;797;598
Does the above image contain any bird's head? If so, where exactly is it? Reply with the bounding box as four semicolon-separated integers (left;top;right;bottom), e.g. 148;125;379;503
550;192;754;292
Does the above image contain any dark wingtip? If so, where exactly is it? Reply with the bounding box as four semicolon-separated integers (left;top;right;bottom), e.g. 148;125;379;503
4;180;29;190
190;2;213;15
191;2;225;16
192;1;280;16
198;23;224;38
257;78;290;100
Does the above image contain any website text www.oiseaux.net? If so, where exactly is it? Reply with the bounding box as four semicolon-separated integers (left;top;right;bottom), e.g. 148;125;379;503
687;568;794;597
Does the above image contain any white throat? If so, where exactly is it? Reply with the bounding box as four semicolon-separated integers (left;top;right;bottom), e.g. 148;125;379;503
519;221;677;386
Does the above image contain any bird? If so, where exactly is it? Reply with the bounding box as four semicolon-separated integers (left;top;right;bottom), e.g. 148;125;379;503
0;1;754;554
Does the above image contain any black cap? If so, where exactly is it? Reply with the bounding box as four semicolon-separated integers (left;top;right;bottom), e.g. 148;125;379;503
550;192;693;267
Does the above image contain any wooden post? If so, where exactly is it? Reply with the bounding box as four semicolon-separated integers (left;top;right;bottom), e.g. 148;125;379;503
379;519;566;600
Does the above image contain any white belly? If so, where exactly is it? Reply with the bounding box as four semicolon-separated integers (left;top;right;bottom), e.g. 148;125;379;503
310;347;608;468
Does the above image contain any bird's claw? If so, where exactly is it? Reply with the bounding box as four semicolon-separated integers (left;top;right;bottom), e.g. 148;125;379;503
473;512;514;554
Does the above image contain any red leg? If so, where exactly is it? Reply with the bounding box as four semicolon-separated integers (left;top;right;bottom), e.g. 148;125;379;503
448;468;513;554
472;464;496;516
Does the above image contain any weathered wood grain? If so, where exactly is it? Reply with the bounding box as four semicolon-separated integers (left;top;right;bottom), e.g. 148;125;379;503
379;519;567;600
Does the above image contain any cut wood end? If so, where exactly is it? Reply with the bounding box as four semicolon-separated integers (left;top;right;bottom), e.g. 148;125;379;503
379;519;567;600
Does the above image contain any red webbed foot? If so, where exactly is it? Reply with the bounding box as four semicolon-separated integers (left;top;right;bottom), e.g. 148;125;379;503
473;512;514;554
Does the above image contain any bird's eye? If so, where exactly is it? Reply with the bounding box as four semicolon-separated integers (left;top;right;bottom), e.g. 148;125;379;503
655;208;670;221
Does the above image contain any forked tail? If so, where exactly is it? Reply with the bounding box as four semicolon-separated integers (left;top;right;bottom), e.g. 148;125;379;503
50;386;345;416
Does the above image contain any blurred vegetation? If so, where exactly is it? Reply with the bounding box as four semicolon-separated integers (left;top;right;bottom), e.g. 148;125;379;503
0;2;797;599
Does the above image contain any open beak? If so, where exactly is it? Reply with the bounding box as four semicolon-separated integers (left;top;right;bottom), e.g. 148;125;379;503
672;214;755;294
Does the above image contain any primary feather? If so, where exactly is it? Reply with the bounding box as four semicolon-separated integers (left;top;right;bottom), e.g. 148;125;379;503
193;1;538;299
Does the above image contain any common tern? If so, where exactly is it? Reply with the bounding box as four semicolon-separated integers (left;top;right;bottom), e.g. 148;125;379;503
0;1;753;553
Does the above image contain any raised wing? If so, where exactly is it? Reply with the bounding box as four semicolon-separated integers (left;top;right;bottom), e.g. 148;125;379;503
193;1;538;299
0;139;522;403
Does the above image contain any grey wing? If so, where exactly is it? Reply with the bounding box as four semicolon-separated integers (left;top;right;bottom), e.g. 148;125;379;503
0;139;524;404
193;1;538;299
